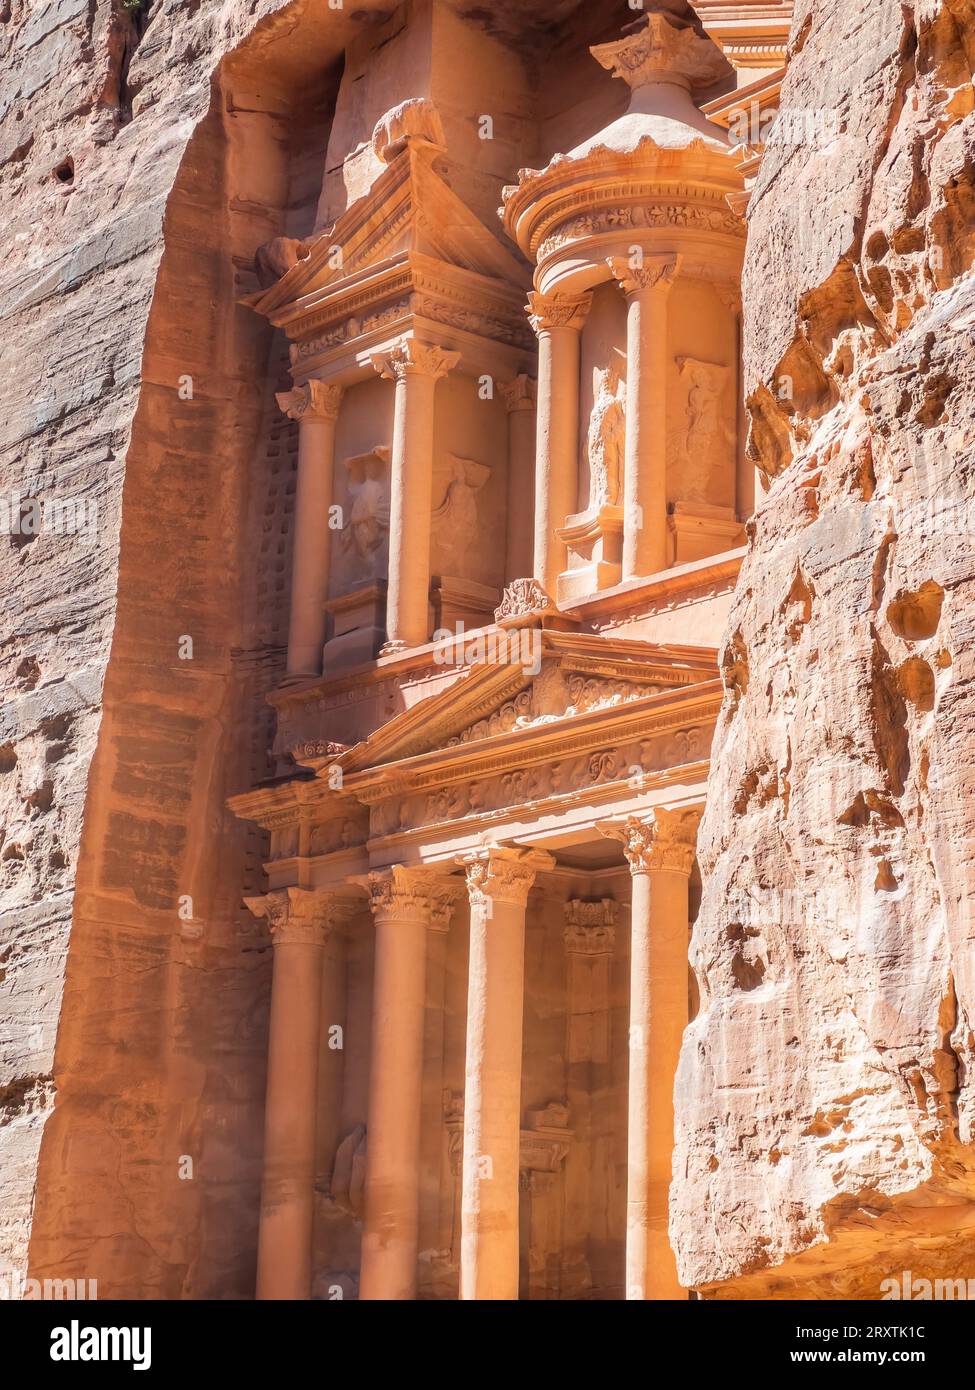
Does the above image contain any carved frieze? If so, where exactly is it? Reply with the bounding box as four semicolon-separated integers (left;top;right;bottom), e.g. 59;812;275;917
536;200;743;262
366;716;712;840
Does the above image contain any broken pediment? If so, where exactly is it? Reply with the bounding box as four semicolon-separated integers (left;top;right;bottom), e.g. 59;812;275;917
296;633;717;777
244;139;532;359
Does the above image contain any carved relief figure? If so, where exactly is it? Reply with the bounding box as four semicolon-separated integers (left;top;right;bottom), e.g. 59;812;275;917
676;357;730;501
586;365;626;509
432;454;491;574
343;447;390;567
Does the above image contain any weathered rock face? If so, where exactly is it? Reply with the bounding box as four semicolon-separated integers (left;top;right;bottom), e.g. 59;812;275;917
674;0;975;1296
0;0;360;1296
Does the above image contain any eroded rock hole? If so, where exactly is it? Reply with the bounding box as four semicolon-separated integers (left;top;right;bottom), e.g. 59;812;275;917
887;580;944;640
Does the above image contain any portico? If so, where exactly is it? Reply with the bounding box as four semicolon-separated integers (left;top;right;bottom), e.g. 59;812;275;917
231;617;717;1299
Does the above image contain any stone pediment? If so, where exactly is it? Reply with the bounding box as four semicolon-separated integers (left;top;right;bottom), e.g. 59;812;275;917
302;633;717;777
245;142;529;331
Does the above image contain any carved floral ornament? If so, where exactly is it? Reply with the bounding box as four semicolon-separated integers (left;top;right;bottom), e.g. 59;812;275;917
606;253;679;297
563;899;618;955
525;291;591;336
365;715;713;840
597;808;701;875
243;887;353;947
457;846;556;908
494;577;552;622
371;339;461;383
275;378;343;423
590;13;729;93
533;200;743;264
363;865;460;930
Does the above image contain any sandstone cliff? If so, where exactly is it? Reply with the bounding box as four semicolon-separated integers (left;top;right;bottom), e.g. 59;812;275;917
674;0;975;1296
0;0;343;1297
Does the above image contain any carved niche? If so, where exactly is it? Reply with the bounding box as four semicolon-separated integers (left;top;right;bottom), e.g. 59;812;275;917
342;447;391;576
432;454;491;577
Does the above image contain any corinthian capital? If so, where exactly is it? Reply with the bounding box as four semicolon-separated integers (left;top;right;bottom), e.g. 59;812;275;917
370;340;461;382
275;378;344;422
243;886;338;947
563;898;618;955
499;374;537;413
457;845;556;908
597;808;701;876
363;865;461;930
606;254;680;298
525;290;591;336
590;14;728;93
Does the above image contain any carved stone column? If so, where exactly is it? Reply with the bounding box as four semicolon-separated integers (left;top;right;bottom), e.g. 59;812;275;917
500;374;537;584
276;380;344;679
371;341;460;652
606;257;679;580
244;887;335;1299
359;866;459;1300
527;292;591;598
456;845;555;1300
598;809;700;1300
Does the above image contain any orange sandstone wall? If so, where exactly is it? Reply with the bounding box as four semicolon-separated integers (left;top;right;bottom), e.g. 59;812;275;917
0;0;345;1296
673;0;975;1297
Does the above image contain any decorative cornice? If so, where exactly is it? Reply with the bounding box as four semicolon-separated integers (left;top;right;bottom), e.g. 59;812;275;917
275;379;343;422
370;339;461;382
597;807;701;875
606;253;679;296
362;865;461;930
457;846;556;908
525;290;591;335
563;898;618;955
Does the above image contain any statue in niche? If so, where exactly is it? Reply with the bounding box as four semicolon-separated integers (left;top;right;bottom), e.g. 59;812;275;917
343;447;390;566
676;357;731;502
586;365;626;509
432;454;491;574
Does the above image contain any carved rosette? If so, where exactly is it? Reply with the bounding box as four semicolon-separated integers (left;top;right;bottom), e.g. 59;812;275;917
275;378;344;422
598;808;701;876
563;898;618;955
525;290;591;336
606;253;679;297
244;886;338;947
457;846;555;908
499;374;537;414
370;340;460;382
364;865;460;931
